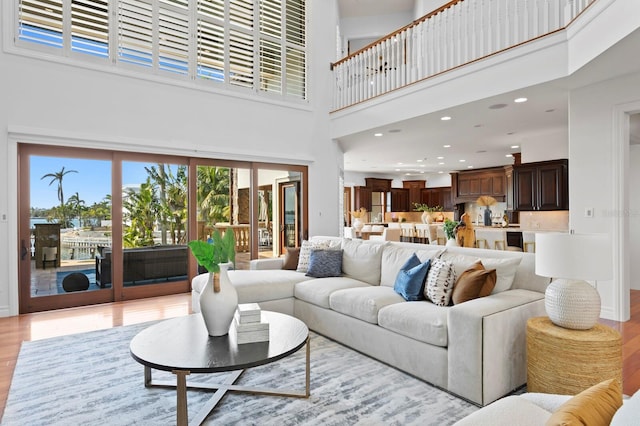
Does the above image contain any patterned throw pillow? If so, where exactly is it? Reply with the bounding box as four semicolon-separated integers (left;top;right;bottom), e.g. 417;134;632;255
306;249;343;278
393;253;430;301
424;258;456;306
296;240;329;273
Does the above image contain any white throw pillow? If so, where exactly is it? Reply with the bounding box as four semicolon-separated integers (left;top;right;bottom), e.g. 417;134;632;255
424;258;456;306
341;239;385;285
482;257;522;293
296;240;329;273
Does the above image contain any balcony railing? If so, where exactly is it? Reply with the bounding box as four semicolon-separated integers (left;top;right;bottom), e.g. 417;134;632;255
332;0;595;111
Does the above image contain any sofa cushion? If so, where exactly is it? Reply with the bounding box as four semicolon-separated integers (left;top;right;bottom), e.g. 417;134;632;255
378;301;449;347
451;261;497;305
440;252;521;294
612;388;640;425
380;245;444;287
329;286;405;324
306;249;343;278
424;258;456;306
341;239;385;285
453;395;553;426
547;379;622;426
393;254;430;301
226;270;313;303
294;277;369;308
282;247;300;270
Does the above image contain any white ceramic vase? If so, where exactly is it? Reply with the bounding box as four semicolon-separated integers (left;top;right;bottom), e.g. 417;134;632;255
421;212;433;224
352;218;364;232
446;238;458;247
199;262;238;337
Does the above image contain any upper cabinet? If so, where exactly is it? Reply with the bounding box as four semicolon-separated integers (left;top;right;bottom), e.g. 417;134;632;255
402;180;426;207
451;167;508;204
513;159;568;211
354;186;372;211
420;187;453;211
364;178;391;192
390;188;410;212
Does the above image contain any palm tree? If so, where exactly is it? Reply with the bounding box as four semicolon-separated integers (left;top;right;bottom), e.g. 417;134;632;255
67;192;86;228
41;166;78;227
197;166;230;225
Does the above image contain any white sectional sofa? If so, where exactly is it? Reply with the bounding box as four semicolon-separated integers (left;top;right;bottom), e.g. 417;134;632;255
192;236;549;406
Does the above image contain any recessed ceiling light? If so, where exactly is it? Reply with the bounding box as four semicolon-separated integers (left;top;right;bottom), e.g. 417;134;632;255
438;171;444;174
438;162;445;165
441;116;452;121
419;164;426;168
417;159;423;162
395;169;400;172
511;145;520;149
506;154;513;157
467;165;474;169
397;162;403;165
437;156;444;159
420;171;425;174
514;97;528;103
459;159;466;162
405;173;411;176
443;144;451;148
374;133;383;137
489;103;508;109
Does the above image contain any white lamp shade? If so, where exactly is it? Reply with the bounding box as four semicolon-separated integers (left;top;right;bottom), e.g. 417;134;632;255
535;233;612;281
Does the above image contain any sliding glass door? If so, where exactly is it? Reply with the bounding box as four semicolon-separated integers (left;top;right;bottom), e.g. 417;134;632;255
18;145;308;313
19;145;114;313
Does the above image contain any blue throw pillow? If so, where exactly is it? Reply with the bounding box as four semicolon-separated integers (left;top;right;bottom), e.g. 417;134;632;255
306;249;343;278
394;253;431;301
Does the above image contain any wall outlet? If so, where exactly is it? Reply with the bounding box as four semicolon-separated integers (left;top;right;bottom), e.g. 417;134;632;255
585;208;594;218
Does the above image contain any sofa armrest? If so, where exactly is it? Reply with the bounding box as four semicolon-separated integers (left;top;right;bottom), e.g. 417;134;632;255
447;289;546;405
249;258;285;270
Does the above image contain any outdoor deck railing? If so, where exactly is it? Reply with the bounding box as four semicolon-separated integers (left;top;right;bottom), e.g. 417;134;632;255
332;0;595;111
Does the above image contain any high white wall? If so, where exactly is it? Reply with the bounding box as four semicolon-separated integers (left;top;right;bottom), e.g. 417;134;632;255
413;0;448;19
0;1;340;316
520;129;569;163
569;72;640;321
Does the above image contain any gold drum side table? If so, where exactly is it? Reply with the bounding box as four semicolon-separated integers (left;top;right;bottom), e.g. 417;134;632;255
526;316;622;395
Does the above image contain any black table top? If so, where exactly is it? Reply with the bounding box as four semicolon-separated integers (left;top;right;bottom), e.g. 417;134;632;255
130;311;308;373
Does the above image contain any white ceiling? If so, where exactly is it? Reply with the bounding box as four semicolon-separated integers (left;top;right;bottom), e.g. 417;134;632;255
338;0;415;18
336;2;640;179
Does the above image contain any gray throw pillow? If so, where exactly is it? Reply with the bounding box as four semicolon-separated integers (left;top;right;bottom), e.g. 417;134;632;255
306;249;343;278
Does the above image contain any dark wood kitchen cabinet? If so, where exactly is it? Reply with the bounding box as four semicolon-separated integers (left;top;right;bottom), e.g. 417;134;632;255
390;188;410;212
354;186;372;211
451;167;507;203
420;187;453;211
403;180;426;208
513;159;568;211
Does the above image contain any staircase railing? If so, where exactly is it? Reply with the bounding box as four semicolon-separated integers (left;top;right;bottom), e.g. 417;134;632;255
332;0;595;111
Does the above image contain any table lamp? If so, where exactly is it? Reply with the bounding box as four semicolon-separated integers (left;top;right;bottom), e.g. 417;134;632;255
535;232;612;330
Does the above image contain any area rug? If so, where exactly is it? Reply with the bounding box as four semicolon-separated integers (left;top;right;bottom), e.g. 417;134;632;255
55;268;100;294
2;321;478;425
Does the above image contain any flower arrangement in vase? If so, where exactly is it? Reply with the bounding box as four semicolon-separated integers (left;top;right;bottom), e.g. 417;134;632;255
350;207;368;232
413;203;444;224
188;228;237;336
443;218;460;246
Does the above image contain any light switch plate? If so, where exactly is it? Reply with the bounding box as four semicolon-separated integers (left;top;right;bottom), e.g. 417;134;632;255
585;208;594;218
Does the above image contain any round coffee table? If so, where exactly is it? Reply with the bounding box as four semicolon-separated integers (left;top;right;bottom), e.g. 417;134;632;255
130;311;310;426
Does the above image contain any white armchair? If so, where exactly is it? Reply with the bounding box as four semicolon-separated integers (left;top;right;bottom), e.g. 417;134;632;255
369;227;401;242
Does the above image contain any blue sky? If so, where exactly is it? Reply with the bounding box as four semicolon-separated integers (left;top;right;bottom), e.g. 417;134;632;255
30;156;162;210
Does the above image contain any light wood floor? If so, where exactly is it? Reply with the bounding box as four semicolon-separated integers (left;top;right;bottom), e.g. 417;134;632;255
1;291;639;418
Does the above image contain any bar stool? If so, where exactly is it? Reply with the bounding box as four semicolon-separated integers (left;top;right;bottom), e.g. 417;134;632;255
414;224;430;244
400;223;416;242
523;232;536;253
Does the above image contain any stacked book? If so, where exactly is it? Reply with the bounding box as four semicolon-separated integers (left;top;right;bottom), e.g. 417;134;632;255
233;303;269;344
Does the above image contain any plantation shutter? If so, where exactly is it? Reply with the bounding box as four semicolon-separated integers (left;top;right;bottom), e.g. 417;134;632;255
230;29;254;88
284;0;306;99
70;0;109;57
18;0;64;48
118;0;153;67
159;1;190;75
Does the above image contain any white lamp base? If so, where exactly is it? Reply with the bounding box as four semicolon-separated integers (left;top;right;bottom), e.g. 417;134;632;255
544;279;601;330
